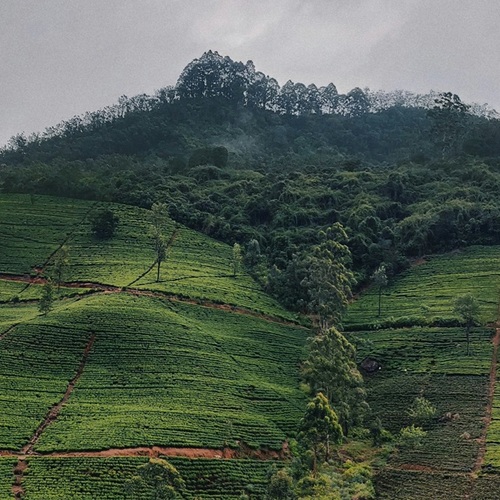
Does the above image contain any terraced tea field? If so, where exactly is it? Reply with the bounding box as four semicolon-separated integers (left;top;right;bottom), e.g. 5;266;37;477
345;246;500;328
21;457;273;499
346;246;500;499
0;194;307;498
0;194;295;320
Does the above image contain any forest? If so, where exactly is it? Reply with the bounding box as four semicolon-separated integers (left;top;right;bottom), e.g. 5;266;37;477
2;52;500;311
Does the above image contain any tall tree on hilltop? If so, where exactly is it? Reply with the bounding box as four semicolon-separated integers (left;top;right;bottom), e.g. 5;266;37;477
428;92;470;157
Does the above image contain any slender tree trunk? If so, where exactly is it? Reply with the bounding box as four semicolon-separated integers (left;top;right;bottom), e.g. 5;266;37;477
466;325;470;356
156;260;161;282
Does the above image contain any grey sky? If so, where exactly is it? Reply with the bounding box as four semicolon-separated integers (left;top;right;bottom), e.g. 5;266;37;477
1;0;498;146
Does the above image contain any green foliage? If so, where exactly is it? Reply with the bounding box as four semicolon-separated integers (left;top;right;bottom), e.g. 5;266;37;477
232;242;242;277
298;393;343;473
302;328;367;434
266;468;295;499
453;293;480;355
398;424;427;448
125;458;185;499
38;280;54;315
301;224;355;330
428;92;470;157
21;457;273;499
407;397;437;425
51;244;69;288
371;264;388;317
91;209;119;239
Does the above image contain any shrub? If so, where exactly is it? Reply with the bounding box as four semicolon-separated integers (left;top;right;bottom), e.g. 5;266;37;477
398;425;427;448
407;397;437;425
90;209;119;239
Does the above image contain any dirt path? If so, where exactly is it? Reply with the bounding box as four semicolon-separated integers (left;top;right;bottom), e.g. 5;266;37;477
0;323;19;341
1;443;287;461
472;326;500;475
8;334;96;498
20;334;96;455
0;273;306;329
11;459;27;499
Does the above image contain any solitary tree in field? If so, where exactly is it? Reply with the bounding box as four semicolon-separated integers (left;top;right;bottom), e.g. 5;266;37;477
52;245;69;290
372;264;388;317
151;202;169;282
232;243;242;277
298;392;343;475
454;293;480;355
90;209;119;239
39;281;54;315
125;458;185;499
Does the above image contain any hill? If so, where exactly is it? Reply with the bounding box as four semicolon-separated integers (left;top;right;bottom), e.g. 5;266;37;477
0;194;308;498
345;246;500;499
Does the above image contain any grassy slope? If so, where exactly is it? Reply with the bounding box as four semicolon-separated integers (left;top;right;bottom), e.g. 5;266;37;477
0;193;306;497
346;247;500;499
346;246;500;328
0;193;295;320
22;457;273;499
29;293;306;452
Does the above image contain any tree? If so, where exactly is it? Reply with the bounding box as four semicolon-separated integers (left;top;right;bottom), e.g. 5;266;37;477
52;245;69;291
232;243;242;277
39;281;54;315
125;458;185;499
398;424;427;449
298;392;343;475
301;223;355;330
155;236;167;283
266;468;295;499
428;92;470;157
302;327;368;434
372;264;388;317
151;203;169;282
91;209;119;239
453;293;480;355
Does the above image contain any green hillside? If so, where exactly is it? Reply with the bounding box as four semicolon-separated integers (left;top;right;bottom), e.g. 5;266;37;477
346;247;500;499
0;194;307;498
0;193;296;321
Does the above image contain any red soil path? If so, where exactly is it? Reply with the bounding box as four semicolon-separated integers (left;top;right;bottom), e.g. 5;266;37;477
472;326;500;475
0;273;306;329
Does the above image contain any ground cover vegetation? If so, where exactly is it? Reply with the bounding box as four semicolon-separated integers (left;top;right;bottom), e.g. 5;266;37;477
0;193;313;497
2;51;500;497
20;457;274;499
345;247;500;499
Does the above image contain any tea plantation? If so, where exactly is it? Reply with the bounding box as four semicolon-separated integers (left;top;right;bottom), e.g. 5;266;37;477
346;246;500;499
4;192;500;498
0;194;306;498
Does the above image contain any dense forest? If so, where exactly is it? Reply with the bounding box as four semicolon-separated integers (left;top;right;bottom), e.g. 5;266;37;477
2;50;500;310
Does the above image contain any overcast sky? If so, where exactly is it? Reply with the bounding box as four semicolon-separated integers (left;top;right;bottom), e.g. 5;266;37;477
1;0;498;146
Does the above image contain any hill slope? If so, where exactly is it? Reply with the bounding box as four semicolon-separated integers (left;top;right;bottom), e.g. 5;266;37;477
0;194;308;498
